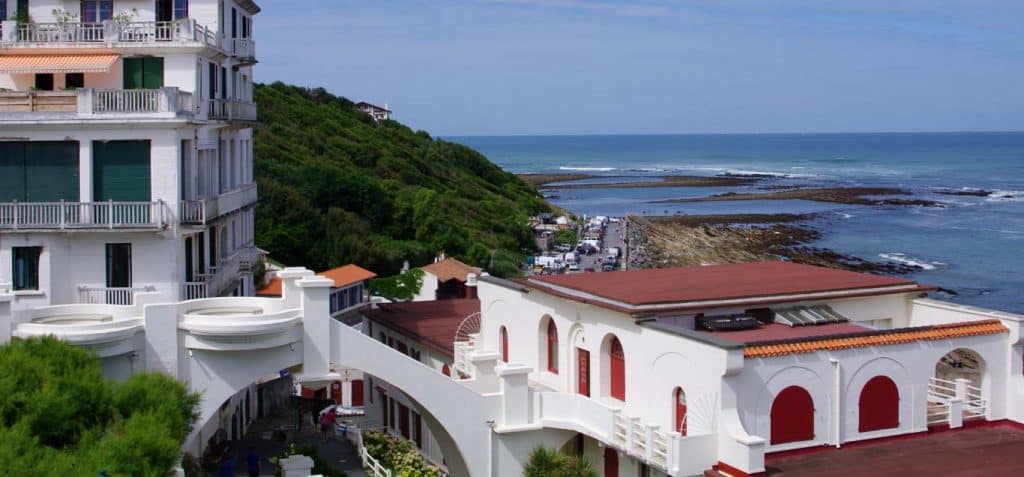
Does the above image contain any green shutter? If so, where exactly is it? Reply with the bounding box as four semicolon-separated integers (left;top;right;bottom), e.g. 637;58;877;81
143;57;164;89
123;58;143;89
0;142;26;202
25;142;79;202
93;140;151;201
208;62;216;98
220;67;226;99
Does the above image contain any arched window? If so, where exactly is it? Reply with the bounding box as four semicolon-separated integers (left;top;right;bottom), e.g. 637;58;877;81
500;326;509;363
674;387;687;436
859;376;899;432
547;319;559;374
770;386;814;445
609;336;625;401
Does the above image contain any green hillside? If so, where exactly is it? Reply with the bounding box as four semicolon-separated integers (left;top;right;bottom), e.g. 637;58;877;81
253;82;549;277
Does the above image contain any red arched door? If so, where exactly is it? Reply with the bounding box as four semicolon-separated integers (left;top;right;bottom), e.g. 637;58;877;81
859;376;899;432
609;337;625;401
674;387;687;436
351;379;364;407
547;320;559;373
603;447;618;477
770;386;814;445
500;327;509;362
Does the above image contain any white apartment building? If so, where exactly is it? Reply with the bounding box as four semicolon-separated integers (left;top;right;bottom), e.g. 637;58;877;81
0;0;260;312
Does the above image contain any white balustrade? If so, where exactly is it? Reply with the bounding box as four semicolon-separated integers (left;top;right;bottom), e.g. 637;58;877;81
3;19;220;48
0;201;167;230
180;183;258;225
78;285;155;306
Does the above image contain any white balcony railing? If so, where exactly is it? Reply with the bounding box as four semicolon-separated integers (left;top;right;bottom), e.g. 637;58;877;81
0;19;220;49
0;88;194;119
180;183;258;225
0;201;169;231
231;38;256;61
208;98;257;122
78;285;155;306
183;244;257;299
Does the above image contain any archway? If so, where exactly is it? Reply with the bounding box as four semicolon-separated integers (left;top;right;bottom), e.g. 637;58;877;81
674;387;687;436
540;316;559;374
770;386;814;445
858;376;899;432
932;348;987;421
499;326;509;363
603;334;625;401
935;348;985;389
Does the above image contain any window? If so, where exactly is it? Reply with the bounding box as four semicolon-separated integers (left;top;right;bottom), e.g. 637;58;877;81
105;243;132;288
0;141;80;203
609;336;625;401
499;326;509;362
34;73;53;91
65;73;84;89
442;364;451;377
122;57;164;89
413;412;422;448
174;0;188;19
12;246;41;291
16;0;27;21
81;0;112;22
231;7;237;37
674;387;687;436
770;386;814;444
0;1;6;21
546;319;559;373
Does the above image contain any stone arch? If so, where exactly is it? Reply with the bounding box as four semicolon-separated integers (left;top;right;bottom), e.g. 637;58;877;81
566;323;588;395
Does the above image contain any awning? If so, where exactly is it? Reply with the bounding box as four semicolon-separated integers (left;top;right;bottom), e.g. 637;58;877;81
0;54;119;74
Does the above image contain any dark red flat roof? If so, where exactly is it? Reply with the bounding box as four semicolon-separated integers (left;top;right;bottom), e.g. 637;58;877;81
362;299;480;358
526;261;924;310
705;322;873;345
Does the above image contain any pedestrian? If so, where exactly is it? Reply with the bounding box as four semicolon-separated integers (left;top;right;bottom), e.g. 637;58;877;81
217;450;235;477
320;409;336;441
247;446;261;477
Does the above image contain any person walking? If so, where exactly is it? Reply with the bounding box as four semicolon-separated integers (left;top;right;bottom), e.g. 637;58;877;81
217;450;235;477
246;446;261;477
320;409;336;442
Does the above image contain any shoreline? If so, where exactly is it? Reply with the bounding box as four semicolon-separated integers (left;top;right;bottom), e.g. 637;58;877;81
650;187;943;207
518;173;760;189
625;214;921;275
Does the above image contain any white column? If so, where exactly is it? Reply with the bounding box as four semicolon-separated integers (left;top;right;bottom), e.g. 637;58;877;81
297;274;335;378
279;455;314;477
79;139;92;201
497;363;532;427
0;289;13;345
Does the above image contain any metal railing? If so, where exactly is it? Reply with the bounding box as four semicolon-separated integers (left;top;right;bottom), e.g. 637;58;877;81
78;285;155;305
0;200;168;230
927;377;987;426
231;37;256;61
3;19;220;49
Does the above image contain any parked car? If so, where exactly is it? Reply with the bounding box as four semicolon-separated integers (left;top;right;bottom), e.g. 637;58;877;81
568;262;580;271
602;263;615;272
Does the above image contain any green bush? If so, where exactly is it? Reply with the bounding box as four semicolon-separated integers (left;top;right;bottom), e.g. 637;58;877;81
254;82;551;277
523;445;597;477
362;430;441;477
0;337;200;476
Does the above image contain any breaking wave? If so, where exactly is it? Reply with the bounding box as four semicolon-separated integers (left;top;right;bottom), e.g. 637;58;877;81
879;252;946;271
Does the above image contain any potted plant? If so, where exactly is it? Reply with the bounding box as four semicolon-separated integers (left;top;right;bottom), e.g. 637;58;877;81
51;8;79;41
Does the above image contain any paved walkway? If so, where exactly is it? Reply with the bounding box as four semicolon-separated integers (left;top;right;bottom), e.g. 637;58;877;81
223;410;369;476
764;423;1024;476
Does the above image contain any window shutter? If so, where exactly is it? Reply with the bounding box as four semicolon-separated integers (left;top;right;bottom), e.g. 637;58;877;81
0;142;26;201
93;140;151;201
25;142;79;202
143;57;164;89
123;58;143;89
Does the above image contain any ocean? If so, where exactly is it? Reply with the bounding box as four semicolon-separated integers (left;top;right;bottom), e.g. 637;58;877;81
450;132;1024;313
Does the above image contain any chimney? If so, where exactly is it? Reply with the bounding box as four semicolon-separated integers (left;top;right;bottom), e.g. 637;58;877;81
465;273;478;299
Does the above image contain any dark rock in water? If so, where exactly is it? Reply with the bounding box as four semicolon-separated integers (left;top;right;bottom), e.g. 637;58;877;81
936;287;960;296
934;189;993;197
979;289;993;296
880;198;945;207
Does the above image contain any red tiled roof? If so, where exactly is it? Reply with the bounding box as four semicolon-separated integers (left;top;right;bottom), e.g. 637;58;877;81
362;299;480;358
256;264;376;296
421;259;482;283
744;319;1007;358
525;261;929;312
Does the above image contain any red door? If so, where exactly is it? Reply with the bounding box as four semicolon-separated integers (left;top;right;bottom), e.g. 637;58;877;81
399;403;410;439
603;447;618;477
609;337;625;401
577;348;590;397
331;381;342;404
351;379;365;407
859;376;899;432
770;386;814;445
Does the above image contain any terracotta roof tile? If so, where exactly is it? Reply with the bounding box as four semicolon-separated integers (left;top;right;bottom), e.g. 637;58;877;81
362;299;480;357
256;264;376;296
421;259;482;283
743;319;1007;358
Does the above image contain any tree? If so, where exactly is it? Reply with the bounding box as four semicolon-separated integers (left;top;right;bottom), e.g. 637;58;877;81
555;228;578;246
0;337;200;476
523;445;597;477
369;268;425;302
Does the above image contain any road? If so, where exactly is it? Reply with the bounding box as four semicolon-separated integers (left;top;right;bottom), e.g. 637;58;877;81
577;220;625;272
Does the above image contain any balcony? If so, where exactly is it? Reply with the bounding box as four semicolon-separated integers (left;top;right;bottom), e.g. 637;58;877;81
182;244;258;300
0;88;194;121
0;19;220;50
180;183;258;225
230;38;257;65
0;201;169;231
78;285;156;306
208;98;257;122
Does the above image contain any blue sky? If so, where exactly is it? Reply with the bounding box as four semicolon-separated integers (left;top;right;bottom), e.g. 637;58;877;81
257;1;1024;135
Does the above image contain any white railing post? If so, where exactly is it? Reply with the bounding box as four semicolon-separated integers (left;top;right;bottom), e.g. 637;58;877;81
12;201;18;230
624;415;635;454
644;425;655;462
108;200;114;229
948;399;964;428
